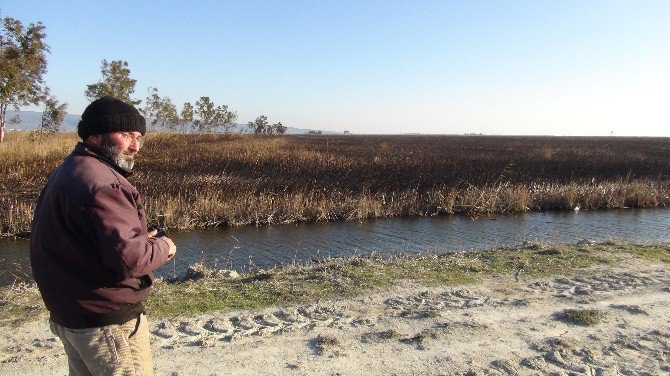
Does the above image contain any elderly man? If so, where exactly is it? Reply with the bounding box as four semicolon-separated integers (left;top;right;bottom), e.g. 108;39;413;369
30;96;177;375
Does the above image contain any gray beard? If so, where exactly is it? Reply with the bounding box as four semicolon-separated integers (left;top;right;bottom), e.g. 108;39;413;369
114;153;135;171
99;138;135;171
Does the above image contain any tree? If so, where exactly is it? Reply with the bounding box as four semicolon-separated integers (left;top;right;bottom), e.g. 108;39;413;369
0;16;50;144
216;104;237;133
194;96;216;132
247;115;268;134
194;96;236;133
142;87;178;131
273;122;287;134
155;97;178;131
40;96;67;133
84;59;140;105
179;102;194;133
140;87;158;128
248;115;286;134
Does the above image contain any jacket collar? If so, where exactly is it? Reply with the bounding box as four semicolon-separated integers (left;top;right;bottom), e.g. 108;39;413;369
73;141;134;178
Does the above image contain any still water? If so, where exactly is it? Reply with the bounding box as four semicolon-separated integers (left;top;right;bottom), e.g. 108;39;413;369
2;208;669;285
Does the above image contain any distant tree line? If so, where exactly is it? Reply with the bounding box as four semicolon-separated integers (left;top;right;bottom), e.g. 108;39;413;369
0;13;286;142
84;59;287;134
247;115;286;134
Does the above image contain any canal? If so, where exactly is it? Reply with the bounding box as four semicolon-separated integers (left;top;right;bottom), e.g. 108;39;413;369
1;208;669;285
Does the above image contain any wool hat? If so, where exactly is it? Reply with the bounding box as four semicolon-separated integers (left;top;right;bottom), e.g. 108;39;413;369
77;96;146;139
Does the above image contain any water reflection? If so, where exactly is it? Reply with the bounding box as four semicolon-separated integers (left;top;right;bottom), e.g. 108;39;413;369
2;208;669;285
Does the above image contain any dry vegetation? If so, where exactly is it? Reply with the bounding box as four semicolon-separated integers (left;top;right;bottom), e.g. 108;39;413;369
1;131;669;236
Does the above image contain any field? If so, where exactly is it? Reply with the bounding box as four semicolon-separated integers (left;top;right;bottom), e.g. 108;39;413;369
1;131;669;236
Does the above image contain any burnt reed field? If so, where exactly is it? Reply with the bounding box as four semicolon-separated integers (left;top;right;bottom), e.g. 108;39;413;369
1;132;669;236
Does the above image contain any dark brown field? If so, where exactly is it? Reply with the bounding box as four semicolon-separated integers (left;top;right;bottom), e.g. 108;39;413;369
1;132;669;236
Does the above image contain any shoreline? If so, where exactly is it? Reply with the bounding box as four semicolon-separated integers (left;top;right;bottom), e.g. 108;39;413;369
2;205;669;240
2;185;669;238
1;242;669;374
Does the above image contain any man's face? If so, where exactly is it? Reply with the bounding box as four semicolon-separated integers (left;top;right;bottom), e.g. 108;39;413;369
90;131;144;170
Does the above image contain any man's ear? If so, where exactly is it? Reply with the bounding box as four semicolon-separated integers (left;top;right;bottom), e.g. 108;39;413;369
86;134;103;148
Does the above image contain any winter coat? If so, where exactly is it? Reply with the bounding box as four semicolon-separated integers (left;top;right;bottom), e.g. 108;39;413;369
30;142;170;328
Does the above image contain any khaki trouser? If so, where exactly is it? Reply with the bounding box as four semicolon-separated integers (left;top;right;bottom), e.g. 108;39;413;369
49;313;154;376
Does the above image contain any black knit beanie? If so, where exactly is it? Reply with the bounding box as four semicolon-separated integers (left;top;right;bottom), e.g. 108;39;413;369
77;96;146;139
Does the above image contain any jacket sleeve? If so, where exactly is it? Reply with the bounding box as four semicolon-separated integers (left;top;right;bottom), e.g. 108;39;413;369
88;184;170;281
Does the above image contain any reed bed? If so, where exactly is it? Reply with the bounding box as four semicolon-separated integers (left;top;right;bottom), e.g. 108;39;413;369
1;131;669;236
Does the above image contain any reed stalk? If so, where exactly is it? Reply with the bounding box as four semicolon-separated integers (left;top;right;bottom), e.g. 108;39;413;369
2;132;669;236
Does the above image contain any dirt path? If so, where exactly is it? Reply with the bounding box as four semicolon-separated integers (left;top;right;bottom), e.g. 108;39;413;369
1;260;669;375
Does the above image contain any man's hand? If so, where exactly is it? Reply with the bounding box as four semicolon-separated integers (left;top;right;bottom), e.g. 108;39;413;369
148;229;177;260
163;236;177;260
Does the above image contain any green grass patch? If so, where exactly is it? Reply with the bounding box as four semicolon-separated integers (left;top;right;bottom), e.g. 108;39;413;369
455;244;610;279
146;242;615;318
2;241;669;325
622;243;670;263
561;308;606;326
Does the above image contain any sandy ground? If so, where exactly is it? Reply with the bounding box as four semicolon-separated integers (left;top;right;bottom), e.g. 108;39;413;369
1;258;669;375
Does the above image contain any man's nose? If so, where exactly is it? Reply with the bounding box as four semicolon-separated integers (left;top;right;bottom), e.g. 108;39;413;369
128;141;140;152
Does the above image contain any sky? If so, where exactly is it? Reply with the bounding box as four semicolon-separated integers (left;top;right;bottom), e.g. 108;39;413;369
3;0;670;136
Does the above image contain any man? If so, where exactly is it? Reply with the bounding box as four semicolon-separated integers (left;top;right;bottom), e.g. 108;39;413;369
30;96;177;375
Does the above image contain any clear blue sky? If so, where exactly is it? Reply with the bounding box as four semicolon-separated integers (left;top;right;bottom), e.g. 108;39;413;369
4;1;669;135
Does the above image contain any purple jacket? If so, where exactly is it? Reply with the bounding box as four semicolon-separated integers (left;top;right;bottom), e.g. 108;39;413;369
30;142;170;328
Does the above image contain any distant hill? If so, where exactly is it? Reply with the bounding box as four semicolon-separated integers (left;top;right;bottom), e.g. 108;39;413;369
5;111;80;132
4;111;337;135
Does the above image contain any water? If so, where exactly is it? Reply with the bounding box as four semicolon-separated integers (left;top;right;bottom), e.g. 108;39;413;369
2;208;670;285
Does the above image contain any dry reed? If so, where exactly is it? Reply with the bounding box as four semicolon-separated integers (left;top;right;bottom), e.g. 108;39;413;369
2;132;669;236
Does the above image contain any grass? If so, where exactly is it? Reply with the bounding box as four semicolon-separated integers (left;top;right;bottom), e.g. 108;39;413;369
2;241;668;326
560;309;606;326
0;241;662;326
0;283;45;327
125;242;670;318
2;132;670;236
621;243;670;263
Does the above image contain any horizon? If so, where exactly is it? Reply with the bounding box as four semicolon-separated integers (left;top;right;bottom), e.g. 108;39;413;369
5;110;668;139
6;109;668;138
4;1;670;137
